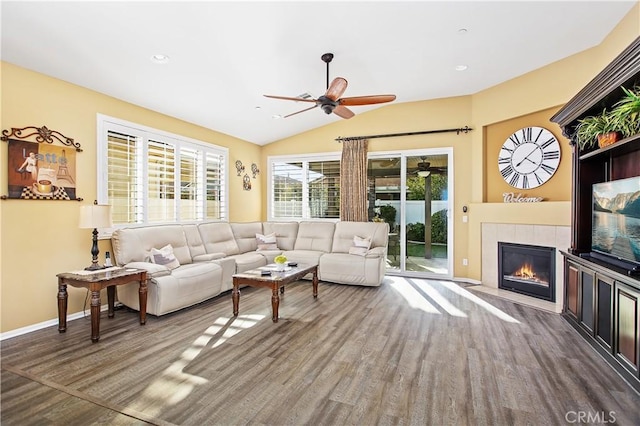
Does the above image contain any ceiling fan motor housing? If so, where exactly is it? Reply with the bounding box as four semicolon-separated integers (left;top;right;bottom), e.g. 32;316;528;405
318;96;337;114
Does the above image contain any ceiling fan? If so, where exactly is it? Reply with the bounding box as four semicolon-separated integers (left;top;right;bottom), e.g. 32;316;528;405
414;157;447;177
264;53;396;119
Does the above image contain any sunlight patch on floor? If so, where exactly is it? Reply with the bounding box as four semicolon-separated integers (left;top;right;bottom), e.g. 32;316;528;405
389;276;441;314
409;279;467;317
438;280;520;323
128;314;264;416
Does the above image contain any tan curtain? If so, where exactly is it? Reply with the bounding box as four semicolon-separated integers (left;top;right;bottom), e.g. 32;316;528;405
340;138;369;221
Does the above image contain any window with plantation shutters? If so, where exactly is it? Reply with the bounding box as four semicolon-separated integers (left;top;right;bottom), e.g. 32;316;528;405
268;155;340;220
98;115;228;228
308;160;340;219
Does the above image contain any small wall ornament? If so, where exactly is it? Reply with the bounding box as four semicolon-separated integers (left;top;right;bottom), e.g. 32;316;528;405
243;174;252;191
235;160;245;176
251;163;260;178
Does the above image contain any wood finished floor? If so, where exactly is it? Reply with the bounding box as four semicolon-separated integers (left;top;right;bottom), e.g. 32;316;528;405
2;277;639;425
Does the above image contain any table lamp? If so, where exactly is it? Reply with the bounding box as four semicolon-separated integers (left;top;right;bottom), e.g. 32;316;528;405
79;201;113;270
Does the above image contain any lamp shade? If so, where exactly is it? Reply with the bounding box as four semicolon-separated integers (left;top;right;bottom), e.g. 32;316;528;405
79;204;113;229
417;170;431;177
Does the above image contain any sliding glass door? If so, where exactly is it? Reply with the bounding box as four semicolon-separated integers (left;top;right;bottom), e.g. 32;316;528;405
368;149;452;278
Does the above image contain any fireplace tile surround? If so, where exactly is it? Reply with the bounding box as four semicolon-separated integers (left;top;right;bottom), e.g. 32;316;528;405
481;223;570;313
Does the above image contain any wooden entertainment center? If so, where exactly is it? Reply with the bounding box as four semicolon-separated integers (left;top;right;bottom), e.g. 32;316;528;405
551;36;640;391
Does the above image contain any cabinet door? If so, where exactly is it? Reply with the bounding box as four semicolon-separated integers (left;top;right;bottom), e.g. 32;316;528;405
565;261;579;318
580;269;595;334
615;282;640;375
596;274;614;349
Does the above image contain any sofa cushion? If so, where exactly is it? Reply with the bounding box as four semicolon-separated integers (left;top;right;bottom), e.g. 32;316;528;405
111;224;192;265
183;223;207;259
281;249;324;267
319;252;385;286
123;261;172;279
226;252;267;273
231;222;263;253
150;244;181;270
294;222;335;252
331;222;389;253
348;235;372;256
118;262;224;316
256;232;278;250
262;222;299;251
198;222;241;255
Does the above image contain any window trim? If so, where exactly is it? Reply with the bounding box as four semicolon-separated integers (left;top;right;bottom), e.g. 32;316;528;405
97;114;229;228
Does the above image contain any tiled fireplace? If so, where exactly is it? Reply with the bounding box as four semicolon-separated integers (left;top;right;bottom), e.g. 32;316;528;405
481;223;570;312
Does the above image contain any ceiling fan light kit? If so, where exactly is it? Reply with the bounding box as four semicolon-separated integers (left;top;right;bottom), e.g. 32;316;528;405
264;53;396;119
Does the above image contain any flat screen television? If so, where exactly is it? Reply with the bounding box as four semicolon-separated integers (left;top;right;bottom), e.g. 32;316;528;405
592;176;640;271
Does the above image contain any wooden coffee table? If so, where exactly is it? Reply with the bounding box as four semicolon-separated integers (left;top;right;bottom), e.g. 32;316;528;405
232;263;318;322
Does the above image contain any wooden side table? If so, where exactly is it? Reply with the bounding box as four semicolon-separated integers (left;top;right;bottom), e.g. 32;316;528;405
56;268;147;342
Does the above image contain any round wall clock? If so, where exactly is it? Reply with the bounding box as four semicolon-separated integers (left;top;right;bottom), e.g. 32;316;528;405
498;126;561;189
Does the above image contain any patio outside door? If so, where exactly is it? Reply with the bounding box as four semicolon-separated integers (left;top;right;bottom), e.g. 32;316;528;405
368;149;452;278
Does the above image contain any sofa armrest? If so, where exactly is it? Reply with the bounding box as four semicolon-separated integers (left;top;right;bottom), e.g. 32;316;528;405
193;252;226;262
124;261;172;278
365;247;386;258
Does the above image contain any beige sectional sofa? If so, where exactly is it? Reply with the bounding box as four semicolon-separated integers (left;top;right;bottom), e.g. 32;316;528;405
111;221;389;316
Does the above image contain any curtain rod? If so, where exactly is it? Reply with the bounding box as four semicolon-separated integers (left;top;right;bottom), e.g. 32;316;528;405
335;126;473;142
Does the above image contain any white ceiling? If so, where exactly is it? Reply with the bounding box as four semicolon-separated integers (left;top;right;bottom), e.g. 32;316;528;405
1;1;636;145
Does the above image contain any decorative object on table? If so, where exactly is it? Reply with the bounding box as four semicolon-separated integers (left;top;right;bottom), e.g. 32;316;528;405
104;251;113;267
79;200;113;270
243;174;251;191
1;125;82;200
498;126;560;189
274;254;287;271
235;160;245;176
251;162;260;178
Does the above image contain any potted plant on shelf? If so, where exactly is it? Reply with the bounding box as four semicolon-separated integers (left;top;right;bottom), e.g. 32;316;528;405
574;109;621;151
611;86;640;138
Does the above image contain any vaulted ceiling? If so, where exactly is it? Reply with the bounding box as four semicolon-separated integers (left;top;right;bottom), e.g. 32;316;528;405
1;1;636;145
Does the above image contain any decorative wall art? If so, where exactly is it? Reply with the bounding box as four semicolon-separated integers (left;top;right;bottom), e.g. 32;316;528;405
235;160;245;176
1;126;82;201
251;163;260;178
243;174;252;191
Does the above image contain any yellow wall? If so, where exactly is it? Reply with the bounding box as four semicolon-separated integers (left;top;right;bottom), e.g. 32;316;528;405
1;4;639;334
0;63;261;332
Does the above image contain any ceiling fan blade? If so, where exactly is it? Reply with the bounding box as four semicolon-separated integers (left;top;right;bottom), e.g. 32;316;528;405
339;94;396;106
325;77;348;101
333;105;355;119
283;104;318;118
263;94;318;103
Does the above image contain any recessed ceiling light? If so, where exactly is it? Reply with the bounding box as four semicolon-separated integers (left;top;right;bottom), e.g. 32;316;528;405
272;114;282;119
151;54;170;64
458;28;468;34
455;65;468;71
255;106;262;110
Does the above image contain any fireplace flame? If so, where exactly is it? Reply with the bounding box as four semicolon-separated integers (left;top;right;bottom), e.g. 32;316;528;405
515;263;536;279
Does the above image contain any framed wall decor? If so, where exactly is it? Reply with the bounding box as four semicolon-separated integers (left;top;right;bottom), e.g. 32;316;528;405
2;126;82;200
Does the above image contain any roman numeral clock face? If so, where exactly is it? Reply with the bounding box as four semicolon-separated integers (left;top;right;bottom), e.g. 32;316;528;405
498;126;561;189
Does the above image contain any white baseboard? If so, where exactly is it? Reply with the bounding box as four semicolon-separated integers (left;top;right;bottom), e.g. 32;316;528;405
0;304;110;341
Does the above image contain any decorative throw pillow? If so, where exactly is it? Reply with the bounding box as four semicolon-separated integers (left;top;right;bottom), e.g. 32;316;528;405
149;244;181;270
349;235;372;256
256;232;279;251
